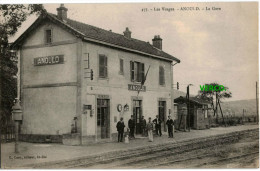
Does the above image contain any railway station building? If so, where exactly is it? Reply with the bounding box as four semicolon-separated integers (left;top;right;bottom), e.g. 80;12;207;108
12;5;180;144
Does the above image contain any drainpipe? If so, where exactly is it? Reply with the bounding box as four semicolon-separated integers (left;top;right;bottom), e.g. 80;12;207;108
171;62;179;120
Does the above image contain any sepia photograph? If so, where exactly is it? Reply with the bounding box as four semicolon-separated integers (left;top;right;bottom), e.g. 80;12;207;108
0;1;259;169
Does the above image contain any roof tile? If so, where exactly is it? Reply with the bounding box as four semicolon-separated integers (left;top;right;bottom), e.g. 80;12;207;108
48;13;180;62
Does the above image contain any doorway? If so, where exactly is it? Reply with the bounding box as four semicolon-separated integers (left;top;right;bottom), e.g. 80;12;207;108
158;101;166;131
187;106;195;129
133;100;142;134
97;99;110;139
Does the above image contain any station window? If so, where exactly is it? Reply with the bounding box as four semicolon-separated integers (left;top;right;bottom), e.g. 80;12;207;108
99;54;108;78
45;29;52;44
130;61;144;82
159;66;165;85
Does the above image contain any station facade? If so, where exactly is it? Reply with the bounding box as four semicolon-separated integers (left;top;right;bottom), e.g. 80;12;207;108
12;5;180;144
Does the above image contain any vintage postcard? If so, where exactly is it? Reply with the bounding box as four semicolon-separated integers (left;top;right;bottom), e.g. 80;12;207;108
0;2;259;169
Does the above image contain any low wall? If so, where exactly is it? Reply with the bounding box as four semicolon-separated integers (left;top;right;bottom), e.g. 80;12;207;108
19;134;62;143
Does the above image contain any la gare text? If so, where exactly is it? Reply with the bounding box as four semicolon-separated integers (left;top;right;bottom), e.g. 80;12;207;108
141;6;221;12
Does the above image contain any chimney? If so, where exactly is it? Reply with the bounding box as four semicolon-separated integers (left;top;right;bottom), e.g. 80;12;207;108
57;4;68;21
123;27;131;38
152;35;162;50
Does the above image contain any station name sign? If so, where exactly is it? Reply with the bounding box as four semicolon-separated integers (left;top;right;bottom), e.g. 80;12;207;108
128;84;146;92
34;55;64;66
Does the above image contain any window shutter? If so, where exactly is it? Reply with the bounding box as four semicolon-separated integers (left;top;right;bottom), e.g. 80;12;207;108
130;61;134;81
137;63;140;82
159;66;162;85
99;55;104;77
120;59;124;74
134;62;138;82
159;66;165;85
104;55;107;77
162;67;165;85
141;63;145;83
99;55;107;78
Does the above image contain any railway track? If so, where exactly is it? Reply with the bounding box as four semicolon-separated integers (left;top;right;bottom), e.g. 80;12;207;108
143;148;259;168
99;145;219;169
107;142;259;169
27;128;258;169
67;133;242;168
195;151;259;168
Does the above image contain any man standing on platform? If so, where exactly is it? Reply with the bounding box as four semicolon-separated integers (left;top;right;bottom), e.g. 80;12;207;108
128;115;135;139
153;115;162;136
140;116;147;137
116;117;125;142
166;115;174;138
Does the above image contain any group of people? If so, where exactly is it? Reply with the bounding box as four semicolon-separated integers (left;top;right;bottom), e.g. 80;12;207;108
116;115;175;143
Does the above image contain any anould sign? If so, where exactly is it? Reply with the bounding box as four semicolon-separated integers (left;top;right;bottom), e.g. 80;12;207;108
128;84;146;92
34;55;64;66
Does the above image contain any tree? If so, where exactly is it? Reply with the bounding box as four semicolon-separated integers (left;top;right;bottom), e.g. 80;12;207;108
0;5;45;129
196;83;232;124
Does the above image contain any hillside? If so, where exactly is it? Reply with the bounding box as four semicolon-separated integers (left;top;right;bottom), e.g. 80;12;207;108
173;90;258;117
220;99;257;117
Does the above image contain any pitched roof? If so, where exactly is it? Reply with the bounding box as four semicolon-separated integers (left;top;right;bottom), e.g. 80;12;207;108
12;12;180;63
174;96;211;105
173;89;195;99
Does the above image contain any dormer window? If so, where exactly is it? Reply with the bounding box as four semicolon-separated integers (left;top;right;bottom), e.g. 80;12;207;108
45;29;52;44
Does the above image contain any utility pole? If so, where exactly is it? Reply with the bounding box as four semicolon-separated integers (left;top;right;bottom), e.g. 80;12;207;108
186;84;193;132
216;93;218;124
187;85;190;132
217;98;225;125
256;82;258;124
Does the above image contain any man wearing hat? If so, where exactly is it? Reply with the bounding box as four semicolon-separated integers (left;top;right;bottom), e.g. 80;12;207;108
116;117;125;142
153;115;162;136
166;115;174;138
128;115;135;139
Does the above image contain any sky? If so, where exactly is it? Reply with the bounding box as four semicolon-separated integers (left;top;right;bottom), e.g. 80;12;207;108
9;2;259;101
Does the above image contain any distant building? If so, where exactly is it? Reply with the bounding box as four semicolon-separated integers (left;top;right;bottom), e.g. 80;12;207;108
174;96;212;130
11;5;180;144
173;89;195;123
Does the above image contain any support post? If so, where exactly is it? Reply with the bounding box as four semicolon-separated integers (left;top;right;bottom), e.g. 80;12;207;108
15;121;19;153
12;98;23;153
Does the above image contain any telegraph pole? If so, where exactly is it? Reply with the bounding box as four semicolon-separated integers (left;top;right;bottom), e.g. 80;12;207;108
216;93;218;124
256;82;258;123
187;85;190;132
186;84;193;132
